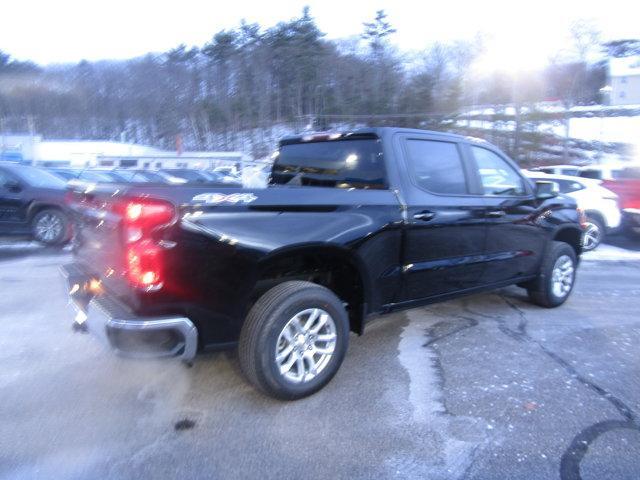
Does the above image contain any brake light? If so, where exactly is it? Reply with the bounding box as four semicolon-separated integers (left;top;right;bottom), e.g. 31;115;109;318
577;207;587;228
126;239;164;290
64;191;75;205
121;198;175;290
123;199;175;230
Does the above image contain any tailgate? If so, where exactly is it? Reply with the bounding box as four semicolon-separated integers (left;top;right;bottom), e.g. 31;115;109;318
67;182;133;302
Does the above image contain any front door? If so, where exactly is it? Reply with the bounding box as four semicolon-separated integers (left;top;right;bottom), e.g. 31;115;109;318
397;135;487;302
467;145;546;284
0;168;28;235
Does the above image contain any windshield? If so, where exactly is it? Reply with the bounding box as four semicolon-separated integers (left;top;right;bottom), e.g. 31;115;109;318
271;139;386;189
79;171;120;183
49;169;79;180
163;169;210;182
138;171;167;182
12;166;67;188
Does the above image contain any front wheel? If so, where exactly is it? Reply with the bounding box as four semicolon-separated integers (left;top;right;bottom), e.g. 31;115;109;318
238;281;350;400
582;216;604;251
526;241;577;308
31;208;70;245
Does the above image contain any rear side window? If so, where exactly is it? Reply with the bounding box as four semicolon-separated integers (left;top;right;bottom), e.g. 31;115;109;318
0;169;10;187
471;146;526;196
560;179;585;193
580;169;602;180
404;139;467;194
272;139;386;189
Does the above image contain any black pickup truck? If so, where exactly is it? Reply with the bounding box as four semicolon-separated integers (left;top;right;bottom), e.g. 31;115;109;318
61;128;583;399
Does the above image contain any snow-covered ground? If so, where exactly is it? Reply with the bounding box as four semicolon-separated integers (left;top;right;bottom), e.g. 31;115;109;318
548;115;640;145
581;242;640;262
459;104;640;150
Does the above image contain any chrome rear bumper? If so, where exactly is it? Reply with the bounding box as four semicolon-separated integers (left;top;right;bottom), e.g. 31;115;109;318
60;263;198;361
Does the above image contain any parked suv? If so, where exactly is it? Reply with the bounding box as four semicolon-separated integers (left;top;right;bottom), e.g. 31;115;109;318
62;128;583;399
0;163;72;245
525;172;620;251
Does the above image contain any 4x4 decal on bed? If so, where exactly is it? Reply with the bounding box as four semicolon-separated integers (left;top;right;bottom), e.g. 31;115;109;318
192;192;258;205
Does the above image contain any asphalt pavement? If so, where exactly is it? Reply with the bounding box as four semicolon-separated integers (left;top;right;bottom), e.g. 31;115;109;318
0;239;639;480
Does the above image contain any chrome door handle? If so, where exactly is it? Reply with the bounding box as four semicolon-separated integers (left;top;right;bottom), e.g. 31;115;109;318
413;211;436;221
486;210;506;218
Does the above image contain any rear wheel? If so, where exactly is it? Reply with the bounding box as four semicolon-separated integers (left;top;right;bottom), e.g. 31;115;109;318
31;208;70;245
238;281;349;400
527;241;577;308
582;216;604;251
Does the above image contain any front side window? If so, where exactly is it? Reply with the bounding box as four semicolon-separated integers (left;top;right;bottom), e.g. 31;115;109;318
404;139;467;194
13;165;66;188
471;146;526;196
618;167;640;180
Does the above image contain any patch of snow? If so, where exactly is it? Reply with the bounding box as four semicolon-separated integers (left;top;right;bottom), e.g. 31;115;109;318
582;243;640;262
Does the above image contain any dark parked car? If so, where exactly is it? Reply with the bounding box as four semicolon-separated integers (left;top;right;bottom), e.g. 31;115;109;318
158;168;232;185
48;168;83;181
49;168;126;184
0;163;72;245
113;169;192;184
62;128;584;399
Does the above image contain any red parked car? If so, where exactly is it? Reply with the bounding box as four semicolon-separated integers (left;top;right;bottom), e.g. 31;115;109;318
602;167;640;239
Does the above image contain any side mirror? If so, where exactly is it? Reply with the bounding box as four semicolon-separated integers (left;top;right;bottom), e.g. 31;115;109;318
4;179;22;193
535;180;559;200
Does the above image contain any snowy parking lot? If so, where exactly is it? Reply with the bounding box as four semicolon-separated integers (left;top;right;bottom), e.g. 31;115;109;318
1;237;639;480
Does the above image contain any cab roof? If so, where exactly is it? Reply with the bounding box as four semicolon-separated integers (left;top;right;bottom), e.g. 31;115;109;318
279;127;475;145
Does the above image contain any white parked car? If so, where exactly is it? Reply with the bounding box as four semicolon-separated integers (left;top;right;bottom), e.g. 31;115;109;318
525;172;621;251
577;164;640;181
529;165;582;177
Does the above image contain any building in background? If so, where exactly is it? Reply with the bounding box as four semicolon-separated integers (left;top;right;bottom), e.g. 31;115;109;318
0;134;41;162
609;56;640;106
0;135;248;168
96;151;246;170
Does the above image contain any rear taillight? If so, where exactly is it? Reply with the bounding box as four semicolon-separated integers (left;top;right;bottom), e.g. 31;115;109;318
123;199;175;231
577;207;587;228
126;239;164;289
64;191;75;205
121;198;176;291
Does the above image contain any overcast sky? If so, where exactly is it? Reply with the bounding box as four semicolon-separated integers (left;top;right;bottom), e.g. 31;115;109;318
2;0;639;69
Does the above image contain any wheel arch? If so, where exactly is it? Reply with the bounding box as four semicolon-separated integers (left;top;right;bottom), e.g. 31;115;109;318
253;243;372;334
552;226;583;258
27;202;67;223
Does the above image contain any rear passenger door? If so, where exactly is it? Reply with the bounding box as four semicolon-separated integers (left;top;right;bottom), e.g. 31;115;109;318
0;168;28;233
467;144;546;284
395;134;487;302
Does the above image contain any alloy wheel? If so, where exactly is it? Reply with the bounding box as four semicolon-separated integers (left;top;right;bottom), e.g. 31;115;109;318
551;254;574;298
275;308;337;384
582;221;601;251
35;213;63;243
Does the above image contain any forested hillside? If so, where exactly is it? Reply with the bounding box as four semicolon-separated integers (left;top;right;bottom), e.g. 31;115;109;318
1;8;632;159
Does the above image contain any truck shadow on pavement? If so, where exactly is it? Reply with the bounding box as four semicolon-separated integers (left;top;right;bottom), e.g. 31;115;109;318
0;239;70;262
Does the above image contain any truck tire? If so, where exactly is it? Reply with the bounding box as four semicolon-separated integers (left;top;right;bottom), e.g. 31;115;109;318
526;241;577;308
238;281;350;400
31;208;70;246
581;215;604;251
